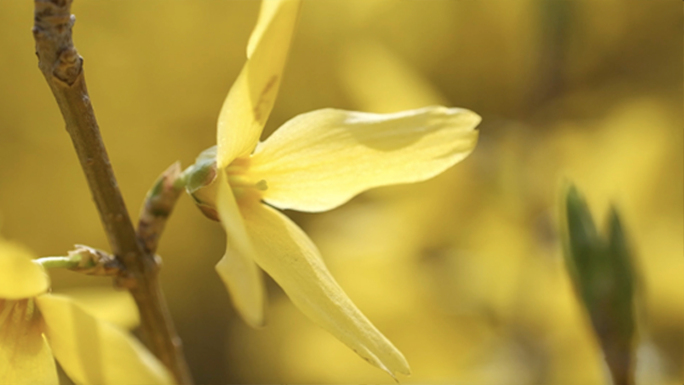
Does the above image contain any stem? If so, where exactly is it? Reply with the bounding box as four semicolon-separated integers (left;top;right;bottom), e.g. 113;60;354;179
38;246;124;276
37;256;81;270
174;166;193;191
137;162;184;256
32;1;192;383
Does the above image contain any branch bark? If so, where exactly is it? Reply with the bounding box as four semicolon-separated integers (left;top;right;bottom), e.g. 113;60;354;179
33;1;192;383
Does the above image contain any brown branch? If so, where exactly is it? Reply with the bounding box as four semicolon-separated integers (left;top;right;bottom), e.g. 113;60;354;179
33;1;193;383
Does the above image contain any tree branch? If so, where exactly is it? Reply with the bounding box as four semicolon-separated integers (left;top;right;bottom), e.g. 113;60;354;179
33;1;192;383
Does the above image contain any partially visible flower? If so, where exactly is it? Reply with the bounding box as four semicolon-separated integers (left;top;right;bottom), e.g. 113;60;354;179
186;0;480;377
0;239;174;385
57;286;140;331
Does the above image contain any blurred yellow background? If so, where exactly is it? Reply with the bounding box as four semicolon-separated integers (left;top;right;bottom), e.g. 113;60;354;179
0;1;681;384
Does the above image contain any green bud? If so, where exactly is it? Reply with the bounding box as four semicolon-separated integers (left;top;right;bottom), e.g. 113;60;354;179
564;185;602;312
183;146;220;221
562;184;636;385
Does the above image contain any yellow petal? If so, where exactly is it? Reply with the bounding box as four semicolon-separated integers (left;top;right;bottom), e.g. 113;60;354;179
216;173;265;327
250;106;480;212
35;294;175;385
0;299;58;385
56;287;139;330
241;202;410;377
0;240;49;299
246;0;295;58
216;0;301;168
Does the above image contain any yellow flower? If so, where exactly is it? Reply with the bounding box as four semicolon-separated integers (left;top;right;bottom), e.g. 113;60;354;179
186;0;480;377
0;240;174;385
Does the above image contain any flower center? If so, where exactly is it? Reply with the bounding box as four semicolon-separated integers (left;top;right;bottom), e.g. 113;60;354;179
225;158;267;201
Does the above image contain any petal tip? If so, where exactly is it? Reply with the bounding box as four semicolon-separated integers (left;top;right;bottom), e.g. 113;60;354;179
389;352;411;378
378;359;411;382
239;303;266;329
214;261;266;329
444;106;482;128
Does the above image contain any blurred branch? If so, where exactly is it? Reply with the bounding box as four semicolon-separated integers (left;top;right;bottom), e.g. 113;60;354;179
32;1;192;383
137;162;184;255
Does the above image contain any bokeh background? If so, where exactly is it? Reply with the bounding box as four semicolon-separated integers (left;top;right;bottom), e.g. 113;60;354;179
0;1;681;384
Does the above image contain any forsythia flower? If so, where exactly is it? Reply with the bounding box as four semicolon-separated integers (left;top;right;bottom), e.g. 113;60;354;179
186;0;480;377
0;240;174;385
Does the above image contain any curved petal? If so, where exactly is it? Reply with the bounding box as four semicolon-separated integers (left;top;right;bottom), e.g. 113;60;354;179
241;202;410;377
35;294;175;385
250;106;480;212
216;0;301;168
216;173;265;327
0;240;49;299
0;299;58;385
56;287;139;330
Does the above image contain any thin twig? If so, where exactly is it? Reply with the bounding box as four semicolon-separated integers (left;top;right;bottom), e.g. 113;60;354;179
137;162;184;256
37;245;123;275
32;1;192;383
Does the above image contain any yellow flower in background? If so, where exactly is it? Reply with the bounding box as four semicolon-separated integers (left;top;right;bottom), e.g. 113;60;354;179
186;0;480;377
0;240;174;385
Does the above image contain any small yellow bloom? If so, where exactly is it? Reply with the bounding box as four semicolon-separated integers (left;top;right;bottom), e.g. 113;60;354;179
0;240;174;385
187;0;480;377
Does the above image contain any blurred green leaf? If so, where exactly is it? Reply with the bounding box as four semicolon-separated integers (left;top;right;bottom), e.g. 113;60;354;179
562;184;636;385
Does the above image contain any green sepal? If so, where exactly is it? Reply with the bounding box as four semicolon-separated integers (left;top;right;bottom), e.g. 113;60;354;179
184;146;220;221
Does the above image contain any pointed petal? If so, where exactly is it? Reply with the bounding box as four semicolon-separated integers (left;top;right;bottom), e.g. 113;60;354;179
242;202;410;376
0;300;58;385
0;240;49;299
250;106;480;212
35;294;175;385
247;0;297;58
217;0;301;168
216;173;266;327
